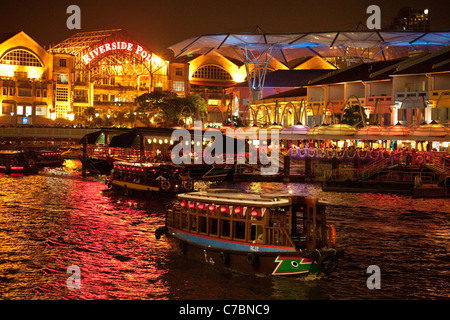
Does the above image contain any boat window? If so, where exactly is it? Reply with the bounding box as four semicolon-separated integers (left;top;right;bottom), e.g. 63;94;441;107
181;212;188;230
250;224;264;243
190;215;197;232
209;218;218;236
233;221;246;240
221;219;230;238
198;216;207;234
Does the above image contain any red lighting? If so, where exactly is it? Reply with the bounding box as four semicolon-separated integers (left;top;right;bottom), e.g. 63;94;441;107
208;205;215;212
219;206;228;213
188;202;195;209
251;210;260;217
197;203;205;210
234;207;242;214
180;201;186;207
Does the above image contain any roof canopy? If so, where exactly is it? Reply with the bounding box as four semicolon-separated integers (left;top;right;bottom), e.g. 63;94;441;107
168;30;450;63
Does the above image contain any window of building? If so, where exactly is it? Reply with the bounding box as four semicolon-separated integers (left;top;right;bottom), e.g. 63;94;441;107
42;89;47;98
2;87;7;95
17;105;24;115
74;89;88;103
0;49;43;67
56;87;69;101
57;73;69;84
192;65;233;80
173;81;185;92
35;106;47;116
36;89;41;97
14;71;28;80
208;99;220;106
55;105;67;119
175;68;183;76
18;87;32;97
1;103;13;115
60;59;67;67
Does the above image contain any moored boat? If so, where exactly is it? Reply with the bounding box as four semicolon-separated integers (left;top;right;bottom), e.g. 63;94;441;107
155;189;343;277
108;161;197;194
0;150;38;175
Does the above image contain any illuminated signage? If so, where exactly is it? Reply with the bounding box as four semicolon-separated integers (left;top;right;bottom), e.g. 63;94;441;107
82;41;153;65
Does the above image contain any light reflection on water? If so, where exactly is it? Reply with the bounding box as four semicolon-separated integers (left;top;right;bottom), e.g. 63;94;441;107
0;162;449;300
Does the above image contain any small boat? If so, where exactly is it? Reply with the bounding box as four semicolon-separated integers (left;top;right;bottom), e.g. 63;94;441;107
31;150;64;167
108;162;197;194
155;189;343;277
0;150;38;175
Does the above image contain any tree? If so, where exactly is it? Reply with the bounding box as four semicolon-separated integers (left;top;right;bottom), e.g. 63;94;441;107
135;91;208;127
336;104;368;128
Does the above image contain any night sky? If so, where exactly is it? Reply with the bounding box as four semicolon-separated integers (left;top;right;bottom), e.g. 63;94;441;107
2;0;450;55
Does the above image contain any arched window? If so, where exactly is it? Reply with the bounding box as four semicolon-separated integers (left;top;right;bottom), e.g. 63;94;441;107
0;49;43;67
192;65;232;81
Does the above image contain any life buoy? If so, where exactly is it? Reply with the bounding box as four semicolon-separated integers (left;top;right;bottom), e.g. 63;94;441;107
327;225;336;248
220;251;230;264
416;156;424;164
246;252;259;266
317;252;338;275
183;180;194;191
161;180;171;191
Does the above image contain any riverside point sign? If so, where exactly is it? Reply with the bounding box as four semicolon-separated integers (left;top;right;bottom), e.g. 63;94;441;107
82;41;153;65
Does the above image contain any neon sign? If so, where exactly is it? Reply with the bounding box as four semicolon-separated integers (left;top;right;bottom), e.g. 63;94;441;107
82;41;153;65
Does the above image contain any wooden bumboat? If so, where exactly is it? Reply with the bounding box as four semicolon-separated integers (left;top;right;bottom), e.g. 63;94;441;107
108;161;196;194
156;189;343;277
0;150;39;175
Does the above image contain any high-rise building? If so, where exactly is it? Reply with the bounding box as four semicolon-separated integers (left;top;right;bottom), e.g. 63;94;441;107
389;7;430;31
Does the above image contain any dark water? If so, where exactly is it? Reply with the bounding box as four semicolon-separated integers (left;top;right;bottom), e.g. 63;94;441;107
0;160;449;300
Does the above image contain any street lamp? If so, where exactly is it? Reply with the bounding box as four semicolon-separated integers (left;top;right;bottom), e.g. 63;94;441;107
10;112;14;126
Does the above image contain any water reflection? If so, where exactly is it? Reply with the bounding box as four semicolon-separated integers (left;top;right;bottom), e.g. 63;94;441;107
0;164;449;299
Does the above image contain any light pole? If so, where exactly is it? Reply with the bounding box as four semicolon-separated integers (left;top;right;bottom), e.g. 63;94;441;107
10;112;14;126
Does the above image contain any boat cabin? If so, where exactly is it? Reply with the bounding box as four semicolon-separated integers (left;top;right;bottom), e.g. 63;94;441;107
166;189;334;251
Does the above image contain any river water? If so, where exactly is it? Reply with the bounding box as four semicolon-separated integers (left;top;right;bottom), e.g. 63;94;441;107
0;159;449;300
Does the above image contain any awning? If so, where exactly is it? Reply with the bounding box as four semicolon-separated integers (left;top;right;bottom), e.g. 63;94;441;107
109;131;139;148
79;130;102;144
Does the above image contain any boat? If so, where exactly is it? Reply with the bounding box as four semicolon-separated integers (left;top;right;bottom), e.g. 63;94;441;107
0;150;39;175
155;189;343;277
108;162;233;195
30;150;64;167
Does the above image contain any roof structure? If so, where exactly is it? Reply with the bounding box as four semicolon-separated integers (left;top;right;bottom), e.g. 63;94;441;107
168;30;450;62
307;59;405;85
48;29;124;55
233;69;331;88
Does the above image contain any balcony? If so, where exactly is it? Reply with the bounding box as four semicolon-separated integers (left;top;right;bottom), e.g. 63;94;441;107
394;91;428;105
366;95;393;107
429;89;450;103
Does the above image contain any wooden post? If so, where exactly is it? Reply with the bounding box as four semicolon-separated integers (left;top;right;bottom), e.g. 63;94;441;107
283;154;290;182
305;197;318;250
81;135;88;177
305;155;312;177
139;134;145;163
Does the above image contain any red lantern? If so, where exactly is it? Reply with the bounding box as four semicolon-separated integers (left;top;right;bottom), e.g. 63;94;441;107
197;203;205;210
219;206;227;213
234;207;242;214
208;205;215;212
180;201;186;207
188;202;195;209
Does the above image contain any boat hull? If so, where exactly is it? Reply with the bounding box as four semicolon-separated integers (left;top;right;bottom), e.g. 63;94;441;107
162;228;339;277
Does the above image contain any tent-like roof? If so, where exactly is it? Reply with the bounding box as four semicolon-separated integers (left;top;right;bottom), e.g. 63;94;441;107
168;30;450;63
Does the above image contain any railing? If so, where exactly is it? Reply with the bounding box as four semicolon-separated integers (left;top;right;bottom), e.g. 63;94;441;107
87;146;157;162
265;226;295;248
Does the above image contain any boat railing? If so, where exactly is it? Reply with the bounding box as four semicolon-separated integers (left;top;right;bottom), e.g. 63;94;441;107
265;226;296;248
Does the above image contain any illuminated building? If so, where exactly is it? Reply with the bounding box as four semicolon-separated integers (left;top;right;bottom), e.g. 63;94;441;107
389;7;430;31
0;31;74;125
49;29;186;123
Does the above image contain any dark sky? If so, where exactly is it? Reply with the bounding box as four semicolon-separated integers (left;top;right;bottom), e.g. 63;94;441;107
2;0;449;55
